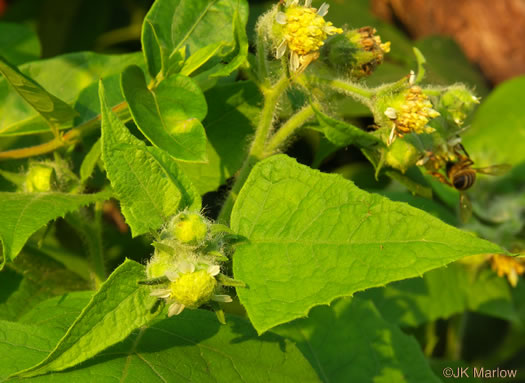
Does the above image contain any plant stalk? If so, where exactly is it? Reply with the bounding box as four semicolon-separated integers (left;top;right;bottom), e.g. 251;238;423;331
218;75;289;223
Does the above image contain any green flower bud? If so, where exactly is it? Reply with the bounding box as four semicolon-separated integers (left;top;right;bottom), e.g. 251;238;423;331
321;26;390;78
170;270;217;309
173;212;208;244
25;164;55;192
438;86;480;126
385;138;420;173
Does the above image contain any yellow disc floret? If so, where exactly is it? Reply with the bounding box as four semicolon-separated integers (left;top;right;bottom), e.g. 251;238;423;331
170;270;217;309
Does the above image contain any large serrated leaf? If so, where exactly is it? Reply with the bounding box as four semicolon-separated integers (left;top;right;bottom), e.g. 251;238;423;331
100;81;201;237
231;155;503;333
276;298;441;383
142;0;249;78
4;291;320;382
0;190;111;268
11;259;160;378
122;65;208;162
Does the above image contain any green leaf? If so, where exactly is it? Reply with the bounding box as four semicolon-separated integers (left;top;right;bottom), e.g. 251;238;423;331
100;81;201;237
0;22;41;65
314;107;382;148
142;0;249;78
209;10;249;78
178;81;260;194
79;138;101;183
231;155;503;333
0;190;111;268
0;52;143;137
121;65;208;162
12;259;160;378
361;262;517;327
463;76;525;167
4;293;319;382
0;56;77;135
276;298;441;383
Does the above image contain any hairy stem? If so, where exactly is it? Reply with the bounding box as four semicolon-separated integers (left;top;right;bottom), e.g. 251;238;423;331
218;75;289;223
308;75;374;99
265;104;315;155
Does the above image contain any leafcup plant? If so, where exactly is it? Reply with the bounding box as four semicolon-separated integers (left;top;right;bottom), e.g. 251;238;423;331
0;0;524;381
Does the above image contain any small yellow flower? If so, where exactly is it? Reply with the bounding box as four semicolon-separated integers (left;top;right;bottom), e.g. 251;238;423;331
172;212;208;244
385;86;440;145
150;261;232;316
490;254;525;287
275;0;343;72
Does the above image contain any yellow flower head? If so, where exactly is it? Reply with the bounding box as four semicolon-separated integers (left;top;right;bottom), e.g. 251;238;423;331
275;0;343;72
150;261;232;316
490;254;525;287
385;86;440;144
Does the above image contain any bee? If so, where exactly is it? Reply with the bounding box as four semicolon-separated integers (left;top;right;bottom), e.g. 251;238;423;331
429;144;510;222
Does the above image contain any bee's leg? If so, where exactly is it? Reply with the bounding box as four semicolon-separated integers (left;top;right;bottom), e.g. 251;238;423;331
429;172;452;187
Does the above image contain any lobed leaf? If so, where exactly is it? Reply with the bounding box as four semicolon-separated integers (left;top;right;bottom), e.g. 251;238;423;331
231;155;503;333
0;190;111;269
122;65;208;162
100;81;201;237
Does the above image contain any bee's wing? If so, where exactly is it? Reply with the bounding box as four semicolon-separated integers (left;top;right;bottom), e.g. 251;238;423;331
459;192;472;223
473;164;512;175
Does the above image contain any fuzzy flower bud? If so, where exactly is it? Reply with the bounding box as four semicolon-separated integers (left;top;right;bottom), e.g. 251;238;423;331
320;27;390;78
172;212;208;244
438;86;480;126
273;0;343;72
25;163;55;192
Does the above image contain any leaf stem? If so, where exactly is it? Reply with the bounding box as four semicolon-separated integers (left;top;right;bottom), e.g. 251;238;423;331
0;102;130;161
256;22;269;85
265;104;315;155
308;75;374;99
218;75;289;223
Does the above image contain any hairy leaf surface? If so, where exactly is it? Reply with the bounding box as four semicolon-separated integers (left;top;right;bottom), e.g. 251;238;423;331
231;155;503;333
100;82;201;236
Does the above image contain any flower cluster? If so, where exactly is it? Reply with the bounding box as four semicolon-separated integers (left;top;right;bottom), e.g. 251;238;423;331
274;0;342;72
384;86;440;144
490;254;525;287
146;211;235;317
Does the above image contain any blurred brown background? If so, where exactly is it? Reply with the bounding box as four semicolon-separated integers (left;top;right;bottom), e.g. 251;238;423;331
371;0;525;84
